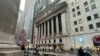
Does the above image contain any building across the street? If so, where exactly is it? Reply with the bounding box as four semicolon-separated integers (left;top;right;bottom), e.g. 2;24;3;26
33;0;100;54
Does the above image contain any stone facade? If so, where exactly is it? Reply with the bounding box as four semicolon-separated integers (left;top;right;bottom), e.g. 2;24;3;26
34;0;100;55
0;0;24;56
68;0;100;49
34;1;70;52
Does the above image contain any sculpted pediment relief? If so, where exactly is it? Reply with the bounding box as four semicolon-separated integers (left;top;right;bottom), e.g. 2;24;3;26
35;1;67;24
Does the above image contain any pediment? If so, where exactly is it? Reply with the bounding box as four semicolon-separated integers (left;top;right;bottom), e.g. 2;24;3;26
35;1;67;25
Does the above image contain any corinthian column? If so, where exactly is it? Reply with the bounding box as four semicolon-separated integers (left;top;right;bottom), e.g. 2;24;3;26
51;19;54;36
56;16;59;35
47;21;50;37
44;23;46;37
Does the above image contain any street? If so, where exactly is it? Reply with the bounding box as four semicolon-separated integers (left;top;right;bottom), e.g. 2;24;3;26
28;50;99;56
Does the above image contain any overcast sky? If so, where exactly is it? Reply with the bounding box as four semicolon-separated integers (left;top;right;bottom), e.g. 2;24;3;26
20;0;25;11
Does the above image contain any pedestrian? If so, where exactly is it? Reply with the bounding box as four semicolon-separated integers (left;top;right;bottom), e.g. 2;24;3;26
85;47;92;56
77;47;85;56
21;44;27;56
70;47;74;53
21;44;25;50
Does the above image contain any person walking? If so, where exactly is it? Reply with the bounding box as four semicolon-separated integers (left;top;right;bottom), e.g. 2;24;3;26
77;47;85;56
85;47;92;56
70;47;74;53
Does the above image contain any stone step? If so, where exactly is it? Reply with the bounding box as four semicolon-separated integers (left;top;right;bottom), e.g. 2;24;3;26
0;50;24;56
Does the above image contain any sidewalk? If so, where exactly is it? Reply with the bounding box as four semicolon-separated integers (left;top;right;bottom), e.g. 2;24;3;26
28;50;99;56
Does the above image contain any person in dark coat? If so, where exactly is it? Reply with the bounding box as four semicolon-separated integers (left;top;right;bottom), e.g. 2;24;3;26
77;47;85;56
21;44;25;50
70;47;74;53
85;47;92;56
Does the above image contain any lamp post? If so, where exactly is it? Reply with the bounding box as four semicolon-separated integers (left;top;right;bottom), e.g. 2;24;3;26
27;39;30;56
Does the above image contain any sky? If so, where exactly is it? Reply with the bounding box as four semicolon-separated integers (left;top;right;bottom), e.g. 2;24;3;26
20;0;25;11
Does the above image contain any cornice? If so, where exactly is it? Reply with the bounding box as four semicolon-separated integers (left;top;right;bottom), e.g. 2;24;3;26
35;2;67;26
36;34;69;41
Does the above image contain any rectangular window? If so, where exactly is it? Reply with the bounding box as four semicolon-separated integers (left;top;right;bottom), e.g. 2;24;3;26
85;7;89;12
77;11;81;15
77;6;80;10
91;4;96;10
79;19;82;24
96;22;100;28
74;21;77;25
89;24;94;29
73;13;76;17
75;28;78;32
72;8;75;12
94;13;99;19
84;1;88;6
71;2;74;6
80;26;84;31
90;0;95;3
87;16;92;21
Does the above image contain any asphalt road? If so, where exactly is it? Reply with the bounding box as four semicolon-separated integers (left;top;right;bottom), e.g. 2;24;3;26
28;51;99;56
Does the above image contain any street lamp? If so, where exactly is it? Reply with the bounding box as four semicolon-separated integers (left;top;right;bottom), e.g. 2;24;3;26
27;39;30;56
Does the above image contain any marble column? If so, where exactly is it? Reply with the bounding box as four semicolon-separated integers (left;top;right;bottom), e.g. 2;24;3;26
56;16;59;35
41;24;43;38
51;19;54;36
38;26;40;38
44;23;46;37
47;21;50;37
